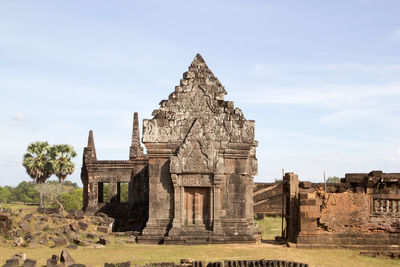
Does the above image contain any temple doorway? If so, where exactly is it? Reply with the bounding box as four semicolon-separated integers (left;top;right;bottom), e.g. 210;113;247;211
184;187;210;228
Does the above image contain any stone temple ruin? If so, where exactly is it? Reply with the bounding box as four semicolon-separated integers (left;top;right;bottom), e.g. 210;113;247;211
283;171;400;249
80;53;400;250
253;171;400;251
81;54;258;244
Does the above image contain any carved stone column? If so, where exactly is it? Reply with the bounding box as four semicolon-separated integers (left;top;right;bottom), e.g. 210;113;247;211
86;180;98;214
169;174;181;235
180;185;185;227
213;174;223;235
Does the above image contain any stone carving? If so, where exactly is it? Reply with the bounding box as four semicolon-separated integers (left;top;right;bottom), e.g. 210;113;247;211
82;54;258;244
180;174;212;187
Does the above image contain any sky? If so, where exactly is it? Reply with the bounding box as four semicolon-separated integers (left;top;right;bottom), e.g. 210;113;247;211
1;0;400;186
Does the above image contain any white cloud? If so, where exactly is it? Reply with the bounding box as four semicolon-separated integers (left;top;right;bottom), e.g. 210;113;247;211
252;62;400;83
232;82;400;109
398;148;400;156
8;113;29;126
319;108;381;124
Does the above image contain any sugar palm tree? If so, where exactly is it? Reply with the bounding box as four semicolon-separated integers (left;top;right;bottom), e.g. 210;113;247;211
50;144;77;202
22;141;53;208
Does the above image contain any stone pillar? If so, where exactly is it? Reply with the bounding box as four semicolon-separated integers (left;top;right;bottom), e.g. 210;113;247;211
246;175;254;222
138;156;173;244
213;174;223;235
180;186;185;226
86;178;98;214
283;172;299;243
169;174;182;235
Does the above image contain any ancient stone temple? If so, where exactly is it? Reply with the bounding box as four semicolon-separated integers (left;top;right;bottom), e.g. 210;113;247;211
81;54;258;244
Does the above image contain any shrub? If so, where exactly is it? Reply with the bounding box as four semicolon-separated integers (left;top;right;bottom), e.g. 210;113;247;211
60;188;83;211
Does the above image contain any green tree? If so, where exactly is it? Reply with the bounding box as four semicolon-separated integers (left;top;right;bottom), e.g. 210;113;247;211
59;188;83;211
326;176;340;183
22;141;53;208
103;183;110;203
0;186;11;203
10;181;39;203
50;144;77;202
120;183;129;202
62;181;79;189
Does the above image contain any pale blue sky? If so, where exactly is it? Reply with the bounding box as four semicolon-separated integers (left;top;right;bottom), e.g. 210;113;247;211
1;0;400;186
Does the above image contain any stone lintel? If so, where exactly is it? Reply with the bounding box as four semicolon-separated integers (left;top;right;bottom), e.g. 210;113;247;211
145;142;179;157
228;143;253;150
223;149;250;159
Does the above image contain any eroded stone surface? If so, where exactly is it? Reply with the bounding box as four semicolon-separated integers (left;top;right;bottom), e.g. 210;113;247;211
81;54;258;244
283;170;400;248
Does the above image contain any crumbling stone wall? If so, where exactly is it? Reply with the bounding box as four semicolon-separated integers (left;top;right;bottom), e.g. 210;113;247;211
283;171;400;249
81;113;149;231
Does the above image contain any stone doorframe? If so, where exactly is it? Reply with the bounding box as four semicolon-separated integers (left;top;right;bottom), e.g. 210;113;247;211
169;172;224;235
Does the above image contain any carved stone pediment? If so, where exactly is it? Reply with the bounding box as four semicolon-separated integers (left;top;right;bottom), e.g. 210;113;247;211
170;119;218;174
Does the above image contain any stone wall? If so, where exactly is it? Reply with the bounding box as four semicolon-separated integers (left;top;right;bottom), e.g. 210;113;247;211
253;183;283;217
283;171;400;249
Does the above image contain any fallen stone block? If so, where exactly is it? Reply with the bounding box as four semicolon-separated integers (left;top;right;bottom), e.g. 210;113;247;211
23;259;37;267
86;233;97;239
12;252;26;265
24;214;33;221
3;259;19;267
67;244;79;250
97;226;109;233
61;249;75;266
46;258;58;267
53;237;68;247
13;237;24;247
98;237;111;245
78;222;89;231
117;262;131;267
70;223;79;232
73;238;91;246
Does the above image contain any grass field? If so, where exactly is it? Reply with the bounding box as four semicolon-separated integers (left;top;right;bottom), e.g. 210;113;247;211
256;216;282;240
1;203;400;267
1;242;399;267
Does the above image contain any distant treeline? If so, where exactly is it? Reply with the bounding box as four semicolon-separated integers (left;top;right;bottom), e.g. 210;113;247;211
0;180;83;210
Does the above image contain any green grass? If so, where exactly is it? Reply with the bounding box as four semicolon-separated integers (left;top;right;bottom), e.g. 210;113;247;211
1;243;399;267
1;203;38;211
255;216;282;240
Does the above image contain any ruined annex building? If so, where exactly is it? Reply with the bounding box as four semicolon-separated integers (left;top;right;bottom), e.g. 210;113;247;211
81;54;258;244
